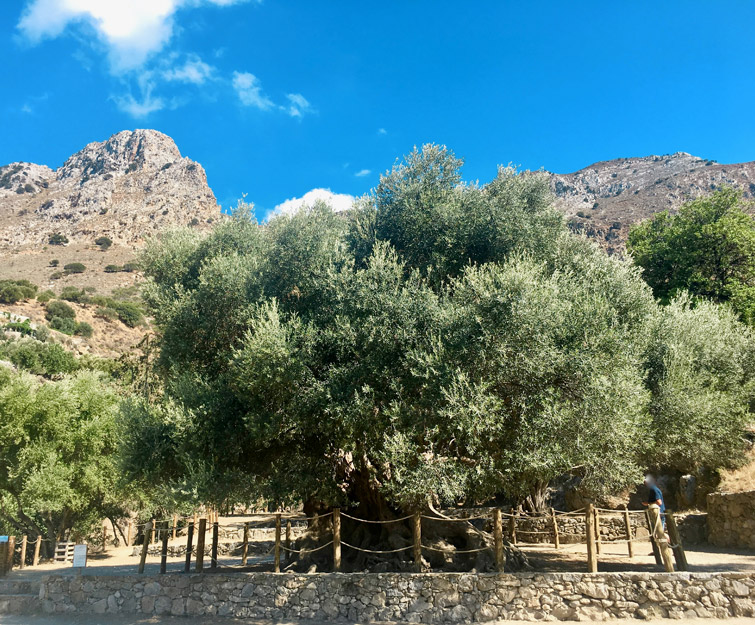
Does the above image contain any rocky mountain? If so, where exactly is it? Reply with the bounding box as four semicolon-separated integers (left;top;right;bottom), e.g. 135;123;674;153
0;129;219;248
548;152;755;254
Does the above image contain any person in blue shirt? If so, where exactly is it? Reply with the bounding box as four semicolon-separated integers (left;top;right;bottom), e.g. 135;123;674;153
642;474;666;528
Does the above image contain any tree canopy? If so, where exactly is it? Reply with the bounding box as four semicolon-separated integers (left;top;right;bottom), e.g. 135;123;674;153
123;146;755;517
628;187;755;324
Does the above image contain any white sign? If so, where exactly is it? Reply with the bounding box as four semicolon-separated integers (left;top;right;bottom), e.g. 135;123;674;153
72;544;87;568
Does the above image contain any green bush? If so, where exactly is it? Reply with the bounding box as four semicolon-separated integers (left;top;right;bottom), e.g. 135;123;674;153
50;272;64;280
3;320;35;336
104;265;122;273
94;236;112;250
49;233;69;245
63;262;86;274
95;307;119;322
45;300;76;321
74;322;93;338
0;279;37;304
50;259;59;267
0;340;78;377
60;287;89;303
112;301;144;328
122;262;139;273
49;316;77;335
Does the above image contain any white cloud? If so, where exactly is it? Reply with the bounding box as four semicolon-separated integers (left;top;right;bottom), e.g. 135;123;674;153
17;0;249;72
113;92;166;117
355;169;371;177
270;188;355;219
378;128;387;135
163;55;215;84
284;93;312;118
232;71;274;110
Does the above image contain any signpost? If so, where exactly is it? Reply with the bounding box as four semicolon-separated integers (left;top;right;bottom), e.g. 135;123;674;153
72;544;87;572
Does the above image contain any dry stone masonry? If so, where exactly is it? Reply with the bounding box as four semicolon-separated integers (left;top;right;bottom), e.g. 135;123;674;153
708;491;755;549
40;571;755;621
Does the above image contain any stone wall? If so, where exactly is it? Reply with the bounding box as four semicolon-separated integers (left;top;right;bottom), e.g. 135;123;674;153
40;571;755;621
708;491;755;549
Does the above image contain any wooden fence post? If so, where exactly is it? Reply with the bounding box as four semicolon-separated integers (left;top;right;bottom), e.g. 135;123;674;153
126;521;133;547
32;536;41;567
622;505;634;558
647;506;674;572
493;509;504;572
286;521;292;556
412;511;422;572
19;536;27;569
508;512;518;545
585;504;598;573
551;508;560;550
103;524;108;553
644;509;663;565
333;508;342;572
593;508;601;555
241;522;249;566
172;515;178;541
665;513;688;572
184;521;194;573
274;514;281;573
195;518;206;572
160;521;169;574
150;520;156;546
211;521;219;569
139;520;153;574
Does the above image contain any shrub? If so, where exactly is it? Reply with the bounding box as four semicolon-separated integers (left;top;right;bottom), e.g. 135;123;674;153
74;322;94;338
95;307;119;322
189;218;200;227
104;265;122;273
34;325;50;342
50;259;59;267
49;316;77;335
63;262;86;274
50;272;64;280
60;287;90;303
36;290;55;304
49;233;69;245
122;262;139;273
126;163;138;173
94;236;112;250
45;300;76;321
24;183;35;193
3;320;35;336
0;279;37;304
112;301;144;328
0;340;78;377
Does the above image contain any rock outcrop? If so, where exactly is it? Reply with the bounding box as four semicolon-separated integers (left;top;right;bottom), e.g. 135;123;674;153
547;152;755;254
0;129;219;248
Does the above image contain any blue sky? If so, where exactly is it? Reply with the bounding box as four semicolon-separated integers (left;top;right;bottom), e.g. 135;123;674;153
2;1;755;219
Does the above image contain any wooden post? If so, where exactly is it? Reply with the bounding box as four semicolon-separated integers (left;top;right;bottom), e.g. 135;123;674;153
286;521;292;556
102;524;107;553
139;520;153;574
150;520;156;546
644;509;663;565
508;512;518;545
274;514;281;573
126;521;133;547
32;536;41;567
585;504;598;573
666;512;688;572
184;522;194;573
160;521;169;574
493;509;504;572
647;505;674;572
622;505;634;558
593;508;601;555
172;515;178;541
19;536;27;569
412;511;422;572
333;508;342;572
195;518;206;572
211;521;219;569
241;522;249;565
551;508;560;550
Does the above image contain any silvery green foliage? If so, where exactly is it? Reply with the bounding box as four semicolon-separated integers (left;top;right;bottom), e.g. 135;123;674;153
126;146;754;512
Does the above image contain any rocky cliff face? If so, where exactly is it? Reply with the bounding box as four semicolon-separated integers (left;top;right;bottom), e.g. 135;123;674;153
0;129;219;248
548;152;755;254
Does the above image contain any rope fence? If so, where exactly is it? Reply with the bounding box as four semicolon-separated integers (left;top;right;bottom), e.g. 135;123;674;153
0;503;688;578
